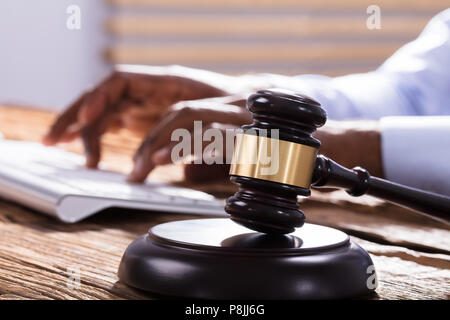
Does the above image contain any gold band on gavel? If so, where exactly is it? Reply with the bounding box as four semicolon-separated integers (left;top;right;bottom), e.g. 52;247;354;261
230;134;318;189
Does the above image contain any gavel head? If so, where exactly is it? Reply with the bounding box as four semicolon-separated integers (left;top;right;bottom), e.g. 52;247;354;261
225;89;327;234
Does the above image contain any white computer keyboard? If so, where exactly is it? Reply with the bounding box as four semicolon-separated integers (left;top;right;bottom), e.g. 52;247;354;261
0;139;226;222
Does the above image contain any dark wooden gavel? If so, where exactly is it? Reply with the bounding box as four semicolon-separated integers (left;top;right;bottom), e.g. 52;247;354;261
225;89;450;234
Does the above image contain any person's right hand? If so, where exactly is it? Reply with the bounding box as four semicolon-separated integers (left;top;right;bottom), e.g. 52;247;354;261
42;66;231;168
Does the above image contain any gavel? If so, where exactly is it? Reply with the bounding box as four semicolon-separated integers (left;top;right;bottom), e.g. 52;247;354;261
118;88;450;299
225;89;450;234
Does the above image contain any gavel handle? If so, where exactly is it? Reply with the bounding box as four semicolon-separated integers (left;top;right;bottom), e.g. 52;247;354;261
312;155;450;225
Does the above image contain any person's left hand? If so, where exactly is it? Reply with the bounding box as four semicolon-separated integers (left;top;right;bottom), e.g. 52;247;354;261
42;66;236;168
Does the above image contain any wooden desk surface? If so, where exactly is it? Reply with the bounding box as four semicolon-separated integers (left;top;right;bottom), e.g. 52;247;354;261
0;106;448;300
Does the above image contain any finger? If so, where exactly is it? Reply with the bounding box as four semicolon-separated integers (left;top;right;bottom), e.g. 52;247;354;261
151;124;203;166
59;124;82;143
107;116;124;134
152;123;239;166
136;103;250;162
81;124;102;169
80;107;114;168
126;146;156;182
127;109;197;182
78;91;107;125
151;141;179;166
202;122;241;164
42;93;87;145
78;73;127;126
127;117;184;183
183;122;239;182
128;104;249;182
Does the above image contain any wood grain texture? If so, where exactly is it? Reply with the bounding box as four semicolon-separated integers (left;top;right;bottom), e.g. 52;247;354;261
0;105;449;299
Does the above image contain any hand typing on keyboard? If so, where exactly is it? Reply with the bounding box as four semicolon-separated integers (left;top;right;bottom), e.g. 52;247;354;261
42;65;253;184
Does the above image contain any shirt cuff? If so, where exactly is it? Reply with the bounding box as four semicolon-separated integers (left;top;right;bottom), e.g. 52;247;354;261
380;116;450;196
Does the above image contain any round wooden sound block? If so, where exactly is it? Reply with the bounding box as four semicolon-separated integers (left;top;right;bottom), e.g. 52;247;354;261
118;218;377;299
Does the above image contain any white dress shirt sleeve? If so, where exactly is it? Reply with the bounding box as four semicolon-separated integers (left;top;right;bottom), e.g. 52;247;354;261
380;116;450;196
261;9;450;120
258;9;450;194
